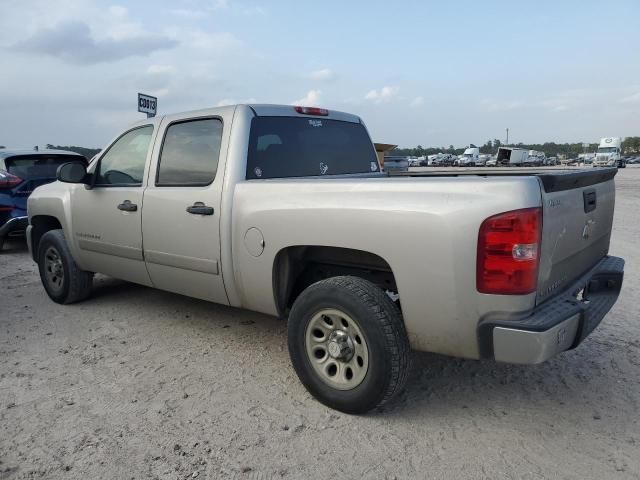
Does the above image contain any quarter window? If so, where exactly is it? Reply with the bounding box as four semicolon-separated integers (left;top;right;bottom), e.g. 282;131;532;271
156;118;223;186
95;126;153;186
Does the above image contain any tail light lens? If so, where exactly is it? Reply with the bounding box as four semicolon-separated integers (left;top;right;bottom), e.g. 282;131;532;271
477;207;542;295
0;170;22;189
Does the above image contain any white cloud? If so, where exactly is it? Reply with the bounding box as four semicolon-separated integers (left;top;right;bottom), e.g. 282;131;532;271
12;21;177;65
481;98;525;112
149;88;170;98
364;86;399;103
292;90;321;106
619;92;640;104
186;30;242;50
410;95;424;108
109;5;128;18
216;97;257;106
164;8;208;19
146;64;175;75
308;68;335;81
239;5;267;16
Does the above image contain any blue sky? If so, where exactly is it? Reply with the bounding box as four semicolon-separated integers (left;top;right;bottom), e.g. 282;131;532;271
1;0;639;149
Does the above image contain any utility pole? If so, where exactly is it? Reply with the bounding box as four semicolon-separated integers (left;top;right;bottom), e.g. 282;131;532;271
506;128;509;145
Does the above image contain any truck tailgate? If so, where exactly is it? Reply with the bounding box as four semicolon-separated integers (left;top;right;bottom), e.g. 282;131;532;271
536;168;617;305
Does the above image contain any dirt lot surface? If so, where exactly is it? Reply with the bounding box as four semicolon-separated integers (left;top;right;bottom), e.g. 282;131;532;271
1;168;639;480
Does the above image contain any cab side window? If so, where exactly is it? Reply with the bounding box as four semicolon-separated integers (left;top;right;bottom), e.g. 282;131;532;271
95;126;154;186
156;118;223;186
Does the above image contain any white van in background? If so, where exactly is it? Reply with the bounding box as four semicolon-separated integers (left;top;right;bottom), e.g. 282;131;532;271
594;137;622;167
496;147;529;166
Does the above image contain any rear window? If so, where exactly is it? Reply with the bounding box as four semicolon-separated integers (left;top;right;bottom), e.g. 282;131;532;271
5;155;86;180
246;117;378;179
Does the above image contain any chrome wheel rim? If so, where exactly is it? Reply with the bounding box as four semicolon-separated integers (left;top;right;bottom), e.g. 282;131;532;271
44;246;64;292
304;308;369;390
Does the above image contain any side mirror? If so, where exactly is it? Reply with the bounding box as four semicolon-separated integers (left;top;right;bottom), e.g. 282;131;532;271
57;162;88;184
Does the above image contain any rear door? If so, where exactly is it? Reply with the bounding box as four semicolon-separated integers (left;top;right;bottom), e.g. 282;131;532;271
536;169;617;304
141;113;230;304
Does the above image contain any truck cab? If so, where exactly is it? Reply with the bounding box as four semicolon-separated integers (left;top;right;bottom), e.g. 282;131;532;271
458;147;480;166
594;137;622;167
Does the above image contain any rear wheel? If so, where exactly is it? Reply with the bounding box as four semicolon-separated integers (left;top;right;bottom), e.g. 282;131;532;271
37;229;93;304
288;276;410;414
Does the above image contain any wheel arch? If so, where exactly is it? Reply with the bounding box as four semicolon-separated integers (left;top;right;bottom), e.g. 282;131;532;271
30;215;63;261
272;245;398;317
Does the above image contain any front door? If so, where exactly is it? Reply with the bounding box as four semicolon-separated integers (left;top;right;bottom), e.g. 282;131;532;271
141;114;229;304
71;125;155;286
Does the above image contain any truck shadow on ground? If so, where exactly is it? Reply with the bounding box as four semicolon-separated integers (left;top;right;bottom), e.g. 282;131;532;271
84;276;631;420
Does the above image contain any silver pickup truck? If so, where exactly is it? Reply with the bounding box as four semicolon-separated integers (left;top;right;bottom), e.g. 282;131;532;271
27;104;625;413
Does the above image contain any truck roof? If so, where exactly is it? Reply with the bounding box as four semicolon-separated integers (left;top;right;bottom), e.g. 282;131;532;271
128;104;362;128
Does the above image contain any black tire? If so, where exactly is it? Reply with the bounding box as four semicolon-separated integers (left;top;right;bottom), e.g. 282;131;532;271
288;276;410;414
37;229;93;304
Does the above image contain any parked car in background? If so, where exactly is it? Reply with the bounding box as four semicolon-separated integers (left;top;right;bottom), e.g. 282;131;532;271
428;153;444;166
527;150;546;167
1;148;87;250
383;155;409;172
477;154;491;166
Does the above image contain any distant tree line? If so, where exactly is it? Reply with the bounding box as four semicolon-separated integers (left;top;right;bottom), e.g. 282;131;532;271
46;144;101;159
394;137;640;158
622;136;640;153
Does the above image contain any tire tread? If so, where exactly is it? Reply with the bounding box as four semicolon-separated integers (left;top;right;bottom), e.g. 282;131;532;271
38;229;93;304
289;275;410;412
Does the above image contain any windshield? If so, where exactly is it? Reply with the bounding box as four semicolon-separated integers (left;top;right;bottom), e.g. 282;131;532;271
246;116;378;179
463;153;473;157
598;147;617;153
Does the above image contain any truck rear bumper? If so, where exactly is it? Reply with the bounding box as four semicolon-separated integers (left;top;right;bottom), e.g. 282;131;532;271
480;255;624;364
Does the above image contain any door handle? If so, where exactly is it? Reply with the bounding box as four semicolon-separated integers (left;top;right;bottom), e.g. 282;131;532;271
186;202;214;215
117;200;137;212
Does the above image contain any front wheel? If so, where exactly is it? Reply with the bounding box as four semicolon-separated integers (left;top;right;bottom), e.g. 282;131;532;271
37;229;93;304
288;276;410;414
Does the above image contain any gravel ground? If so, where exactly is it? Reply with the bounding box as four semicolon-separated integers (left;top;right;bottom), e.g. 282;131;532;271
1;167;639;480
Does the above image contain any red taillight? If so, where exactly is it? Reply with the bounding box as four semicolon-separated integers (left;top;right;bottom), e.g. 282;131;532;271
0;170;22;189
294;106;328;116
477;207;542;295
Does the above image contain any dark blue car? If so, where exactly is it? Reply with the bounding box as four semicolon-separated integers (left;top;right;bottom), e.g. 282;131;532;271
0;149;87;251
